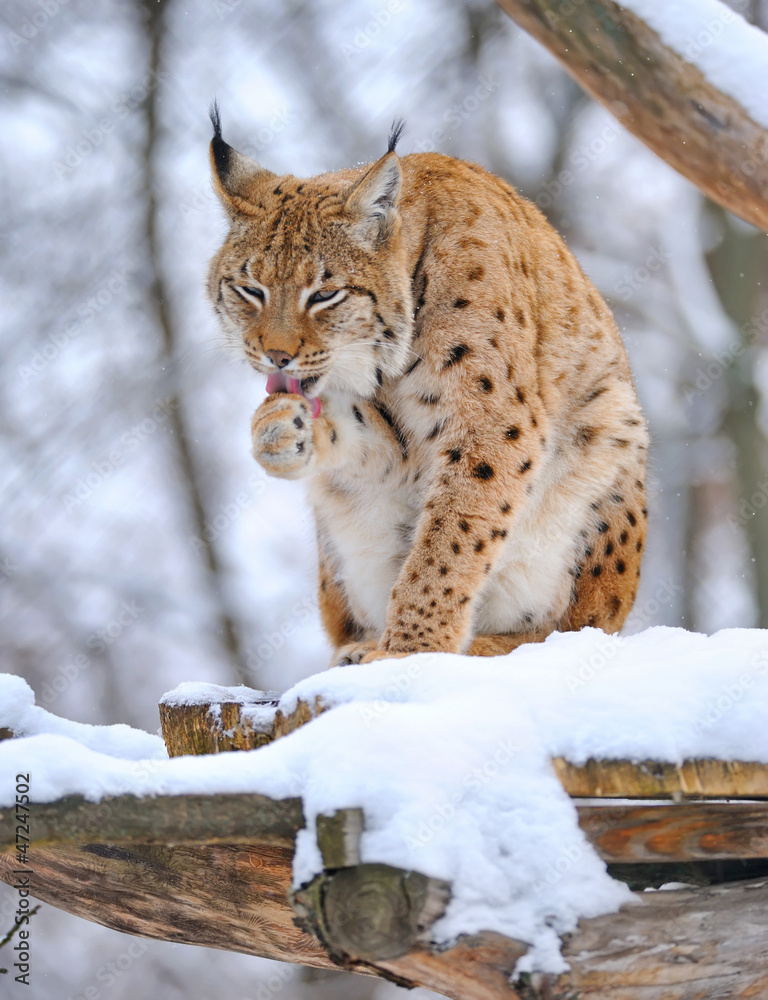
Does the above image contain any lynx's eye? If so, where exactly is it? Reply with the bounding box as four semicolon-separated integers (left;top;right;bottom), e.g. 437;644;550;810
307;288;344;307
235;285;266;306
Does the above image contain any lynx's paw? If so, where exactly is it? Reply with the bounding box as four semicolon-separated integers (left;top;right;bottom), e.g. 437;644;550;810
251;394;315;479
330;641;411;667
330;640;380;668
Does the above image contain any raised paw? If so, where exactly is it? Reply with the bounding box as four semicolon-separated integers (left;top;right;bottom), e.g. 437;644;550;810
251;394;315;479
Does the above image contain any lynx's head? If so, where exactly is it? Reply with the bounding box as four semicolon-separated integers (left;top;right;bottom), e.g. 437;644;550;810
207;106;413;403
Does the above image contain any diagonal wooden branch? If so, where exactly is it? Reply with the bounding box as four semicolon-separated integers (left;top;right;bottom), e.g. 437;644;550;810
494;0;768;231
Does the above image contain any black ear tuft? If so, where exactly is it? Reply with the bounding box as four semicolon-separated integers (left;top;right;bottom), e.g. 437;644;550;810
209;100;222;140
209;100;231;177
387;117;406;154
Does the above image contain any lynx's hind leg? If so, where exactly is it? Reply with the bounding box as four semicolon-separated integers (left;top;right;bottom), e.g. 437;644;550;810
560;474;647;633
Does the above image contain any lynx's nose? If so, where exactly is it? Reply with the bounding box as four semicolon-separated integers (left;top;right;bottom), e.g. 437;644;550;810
266;350;293;368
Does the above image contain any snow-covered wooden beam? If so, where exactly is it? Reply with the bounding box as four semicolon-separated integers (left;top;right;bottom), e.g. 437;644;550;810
494;0;768;231
161;698;768;800
4;687;768;999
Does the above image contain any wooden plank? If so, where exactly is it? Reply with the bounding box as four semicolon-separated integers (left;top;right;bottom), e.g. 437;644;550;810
494;0;768;232
577;800;768;863
4;789;768;866
0;792;303;849
553;756;768;800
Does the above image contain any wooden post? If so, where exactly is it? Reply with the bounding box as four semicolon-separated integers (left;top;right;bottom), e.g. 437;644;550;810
159;692;281;756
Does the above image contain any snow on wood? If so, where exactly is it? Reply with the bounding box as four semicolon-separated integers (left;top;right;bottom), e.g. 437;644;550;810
2;626;768;977
2;805;767;999
495;0;768;230
616;0;768;130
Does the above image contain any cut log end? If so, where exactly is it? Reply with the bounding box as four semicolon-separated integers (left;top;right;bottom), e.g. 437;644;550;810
293;864;451;963
159;695;280;756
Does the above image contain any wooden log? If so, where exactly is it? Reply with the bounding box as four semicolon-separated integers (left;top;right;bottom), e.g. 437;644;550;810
293;863;452;963
2;839;768;999
159;692;280;756
494;0;768;231
296;807;452;963
553;756;768;800
3;791;768;864
0;792;303;848
0;840;338;971
554;877;768;999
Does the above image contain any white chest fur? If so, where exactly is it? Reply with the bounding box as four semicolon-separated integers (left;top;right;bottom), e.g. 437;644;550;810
312;470;420;633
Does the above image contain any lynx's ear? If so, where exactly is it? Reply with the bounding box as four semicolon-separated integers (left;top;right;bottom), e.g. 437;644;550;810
209;102;275;214
344;152;402;246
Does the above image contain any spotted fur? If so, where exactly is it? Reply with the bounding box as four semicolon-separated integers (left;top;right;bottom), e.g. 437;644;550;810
207;112;648;665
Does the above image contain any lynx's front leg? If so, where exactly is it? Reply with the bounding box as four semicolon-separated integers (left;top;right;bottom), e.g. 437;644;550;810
381;395;544;655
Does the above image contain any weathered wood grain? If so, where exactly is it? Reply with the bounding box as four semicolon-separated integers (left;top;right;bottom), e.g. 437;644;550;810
554;756;768;799
578;800;768;862
494;0;768;231
0;793;303;848
160;695;280;756
3;842;767;999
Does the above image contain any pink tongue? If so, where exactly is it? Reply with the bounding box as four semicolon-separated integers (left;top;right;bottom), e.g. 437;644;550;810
266;372;321;418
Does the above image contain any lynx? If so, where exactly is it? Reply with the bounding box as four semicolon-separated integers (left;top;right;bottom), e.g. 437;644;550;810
207;108;648;666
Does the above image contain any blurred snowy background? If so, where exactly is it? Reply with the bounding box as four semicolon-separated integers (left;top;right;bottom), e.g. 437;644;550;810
1;0;767;996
